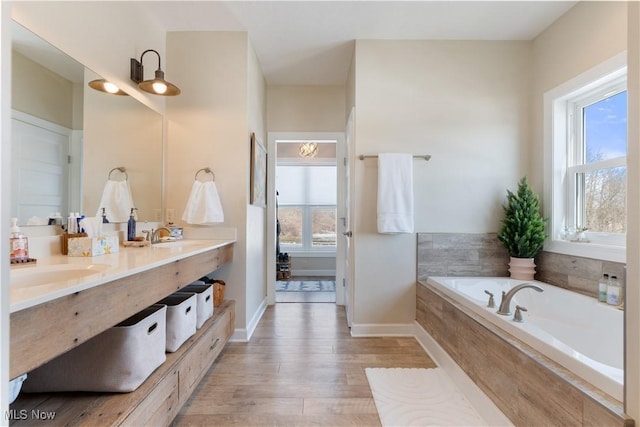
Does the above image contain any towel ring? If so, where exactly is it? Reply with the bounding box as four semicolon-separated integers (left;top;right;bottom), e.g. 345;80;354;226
108;167;128;181
195;167;215;181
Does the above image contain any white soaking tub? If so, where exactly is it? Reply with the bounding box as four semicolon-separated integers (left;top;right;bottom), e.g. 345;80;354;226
426;276;624;401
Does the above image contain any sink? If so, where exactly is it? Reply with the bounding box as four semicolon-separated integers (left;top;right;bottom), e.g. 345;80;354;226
11;263;112;288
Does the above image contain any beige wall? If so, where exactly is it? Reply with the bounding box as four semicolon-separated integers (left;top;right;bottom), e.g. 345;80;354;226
12;51;74;128
166;31;268;336
267;85;346;132
530;1;627;193
352;40;531;326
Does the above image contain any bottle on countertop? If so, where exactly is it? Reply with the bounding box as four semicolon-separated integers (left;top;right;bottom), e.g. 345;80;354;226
101;208;109;224
598;273;609;303
67;212;77;234
9;218;29;261
127;208;137;241
606;275;621;306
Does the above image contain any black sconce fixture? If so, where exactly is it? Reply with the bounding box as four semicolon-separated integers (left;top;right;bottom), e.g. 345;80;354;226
87;79;128;96
130;49;181;96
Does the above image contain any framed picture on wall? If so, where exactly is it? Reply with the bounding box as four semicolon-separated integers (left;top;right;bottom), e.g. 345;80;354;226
250;132;267;207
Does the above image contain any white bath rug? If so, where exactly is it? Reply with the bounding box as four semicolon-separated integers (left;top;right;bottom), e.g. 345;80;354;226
365;367;488;427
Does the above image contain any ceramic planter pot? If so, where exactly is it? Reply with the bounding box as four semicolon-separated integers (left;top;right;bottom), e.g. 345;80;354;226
508;257;536;281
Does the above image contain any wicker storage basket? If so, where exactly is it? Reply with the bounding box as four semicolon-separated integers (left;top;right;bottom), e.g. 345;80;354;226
23;305;167;393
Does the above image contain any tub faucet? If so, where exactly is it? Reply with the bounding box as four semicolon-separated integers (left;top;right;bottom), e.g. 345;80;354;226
150;227;172;244
497;283;544;316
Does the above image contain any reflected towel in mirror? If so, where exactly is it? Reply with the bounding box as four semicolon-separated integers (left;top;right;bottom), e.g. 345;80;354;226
182;181;224;225
96;180;135;223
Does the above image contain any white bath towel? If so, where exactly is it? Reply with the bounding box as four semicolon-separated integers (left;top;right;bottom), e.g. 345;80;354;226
181;181;224;225
377;153;414;234
96;180;135;223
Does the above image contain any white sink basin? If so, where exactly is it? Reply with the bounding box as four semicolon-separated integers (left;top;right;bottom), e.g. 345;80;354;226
11;264;112;288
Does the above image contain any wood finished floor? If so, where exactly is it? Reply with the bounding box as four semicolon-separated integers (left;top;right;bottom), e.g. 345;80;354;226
173;303;436;426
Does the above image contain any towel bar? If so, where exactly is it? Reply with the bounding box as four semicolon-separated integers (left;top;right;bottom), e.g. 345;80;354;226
195;167;215;181
108;167;128;180
358;154;431;161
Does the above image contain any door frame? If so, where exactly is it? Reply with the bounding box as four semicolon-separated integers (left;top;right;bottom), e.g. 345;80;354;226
266;131;346;305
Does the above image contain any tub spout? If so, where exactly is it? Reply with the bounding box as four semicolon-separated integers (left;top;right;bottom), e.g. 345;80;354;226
497;283;543;316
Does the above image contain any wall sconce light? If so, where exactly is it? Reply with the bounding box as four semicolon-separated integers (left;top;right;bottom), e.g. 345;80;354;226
130;49;181;96
299;142;319;158
88;79;128;96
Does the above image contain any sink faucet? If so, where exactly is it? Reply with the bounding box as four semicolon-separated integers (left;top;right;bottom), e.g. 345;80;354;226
497;283;544;315
150;227;172;244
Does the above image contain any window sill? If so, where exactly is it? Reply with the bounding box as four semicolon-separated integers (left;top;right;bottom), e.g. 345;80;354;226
544;240;625;264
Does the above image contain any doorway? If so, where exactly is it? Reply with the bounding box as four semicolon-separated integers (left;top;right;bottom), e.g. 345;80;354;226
267;132;346;306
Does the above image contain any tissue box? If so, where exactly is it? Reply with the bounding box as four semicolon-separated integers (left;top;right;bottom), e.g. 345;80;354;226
67;235;120;257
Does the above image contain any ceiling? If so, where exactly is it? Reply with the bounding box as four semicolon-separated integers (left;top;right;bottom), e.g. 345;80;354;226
142;1;578;86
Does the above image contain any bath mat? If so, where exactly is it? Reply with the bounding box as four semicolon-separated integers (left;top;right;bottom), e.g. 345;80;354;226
276;280;335;292
365;367;487;427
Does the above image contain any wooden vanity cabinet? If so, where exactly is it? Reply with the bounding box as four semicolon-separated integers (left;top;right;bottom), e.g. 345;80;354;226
9;242;235;426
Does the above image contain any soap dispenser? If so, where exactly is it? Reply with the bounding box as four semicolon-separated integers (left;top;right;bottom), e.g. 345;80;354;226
101;208;109;224
127;208;137;241
9;218;29;261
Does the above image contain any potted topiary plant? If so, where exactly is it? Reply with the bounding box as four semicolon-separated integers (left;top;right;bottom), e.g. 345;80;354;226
498;176;547;280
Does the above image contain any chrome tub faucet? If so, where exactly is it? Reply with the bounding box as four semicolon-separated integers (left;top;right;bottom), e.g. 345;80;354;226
497;283;544;316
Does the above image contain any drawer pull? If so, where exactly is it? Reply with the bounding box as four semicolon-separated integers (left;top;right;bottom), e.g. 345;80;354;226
147;322;158;334
210;338;220;351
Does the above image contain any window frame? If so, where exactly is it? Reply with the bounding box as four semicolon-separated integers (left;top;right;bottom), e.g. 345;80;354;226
543;52;627;263
277;162;337;254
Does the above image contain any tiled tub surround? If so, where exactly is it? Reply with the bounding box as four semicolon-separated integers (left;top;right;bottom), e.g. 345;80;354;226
417;232;627;298
416;281;631;426
415;233;632;425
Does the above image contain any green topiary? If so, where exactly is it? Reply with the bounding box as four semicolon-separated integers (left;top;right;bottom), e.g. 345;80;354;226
498;177;547;259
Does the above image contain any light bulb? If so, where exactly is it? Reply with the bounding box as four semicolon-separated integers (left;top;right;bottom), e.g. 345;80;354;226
152;82;167;94
103;82;120;94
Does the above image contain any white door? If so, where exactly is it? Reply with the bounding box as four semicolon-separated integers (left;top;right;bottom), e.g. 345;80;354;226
338;108;355;326
11;111;71;224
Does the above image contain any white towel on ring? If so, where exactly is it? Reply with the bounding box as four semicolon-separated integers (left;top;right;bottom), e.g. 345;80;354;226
96;180;135;223
181;181;224;225
377;153;414;234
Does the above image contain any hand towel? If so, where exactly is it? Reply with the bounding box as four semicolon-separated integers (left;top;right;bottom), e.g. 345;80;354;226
181;181;224;225
96;180;135;223
377;153;414;234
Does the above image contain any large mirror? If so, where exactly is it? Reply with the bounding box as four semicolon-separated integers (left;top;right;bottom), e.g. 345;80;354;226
10;21;163;225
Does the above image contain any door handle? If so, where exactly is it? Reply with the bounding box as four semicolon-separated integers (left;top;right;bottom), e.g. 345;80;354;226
343;231;352;237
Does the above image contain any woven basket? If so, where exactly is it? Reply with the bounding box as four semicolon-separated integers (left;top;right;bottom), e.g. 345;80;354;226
213;280;226;307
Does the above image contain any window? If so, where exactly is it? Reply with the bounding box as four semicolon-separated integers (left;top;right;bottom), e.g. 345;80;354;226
277;165;336;252
545;53;627;262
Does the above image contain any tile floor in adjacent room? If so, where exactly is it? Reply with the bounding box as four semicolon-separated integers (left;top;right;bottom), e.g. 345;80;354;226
172;303;436;426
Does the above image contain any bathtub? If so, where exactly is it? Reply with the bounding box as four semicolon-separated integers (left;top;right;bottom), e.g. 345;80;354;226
426;276;624;401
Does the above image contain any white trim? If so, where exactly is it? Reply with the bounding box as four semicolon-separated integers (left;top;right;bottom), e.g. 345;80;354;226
350;323;415;337
543;52;628;264
230;298;267;343
268;131;345;306
413;322;514;427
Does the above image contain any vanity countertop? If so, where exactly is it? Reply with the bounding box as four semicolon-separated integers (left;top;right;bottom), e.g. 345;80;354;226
10;239;235;313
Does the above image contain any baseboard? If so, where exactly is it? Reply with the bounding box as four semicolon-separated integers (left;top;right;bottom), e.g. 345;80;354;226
350;323;415;337
413;321;513;427
229;298;267;343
